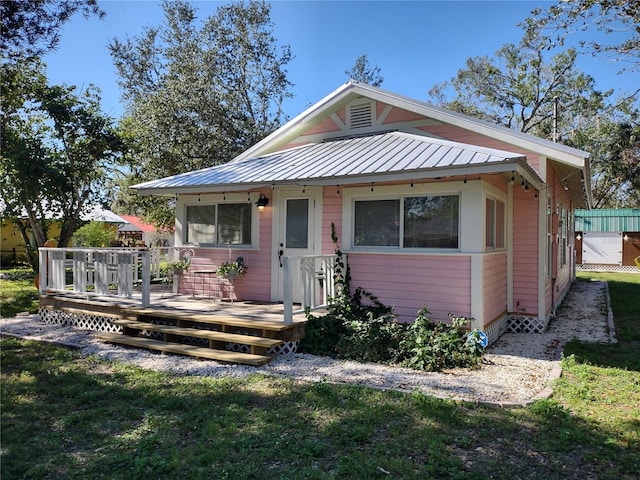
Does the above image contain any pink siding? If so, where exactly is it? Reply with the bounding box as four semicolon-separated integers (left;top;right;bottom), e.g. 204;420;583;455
381;106;425;124
483;253;507;325
347;254;471;323
417;124;543;171
322;187;342;254
179;190;273;302
303;115;341;136
545;166;574;315
512;187;539;315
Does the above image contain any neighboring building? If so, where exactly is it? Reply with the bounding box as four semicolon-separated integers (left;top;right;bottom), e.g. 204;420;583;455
117;215;173;247
575;209;640;272
133;81;592;340
1;205;127;265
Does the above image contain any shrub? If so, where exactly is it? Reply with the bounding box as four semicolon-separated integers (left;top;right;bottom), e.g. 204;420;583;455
336;311;408;364
401;308;484;371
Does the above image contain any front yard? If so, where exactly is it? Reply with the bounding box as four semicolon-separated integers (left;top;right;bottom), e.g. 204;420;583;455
1;271;638;478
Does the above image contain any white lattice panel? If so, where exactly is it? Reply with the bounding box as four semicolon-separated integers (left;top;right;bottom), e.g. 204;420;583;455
38;307;122;333
225;340;300;356
506;315;548;334
578;264;639;273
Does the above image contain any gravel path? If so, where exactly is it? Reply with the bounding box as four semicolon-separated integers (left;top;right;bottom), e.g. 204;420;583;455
0;280;613;406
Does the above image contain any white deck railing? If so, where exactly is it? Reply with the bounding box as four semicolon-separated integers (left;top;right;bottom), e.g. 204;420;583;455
283;254;340;324
38;247;176;307
38;247;340;323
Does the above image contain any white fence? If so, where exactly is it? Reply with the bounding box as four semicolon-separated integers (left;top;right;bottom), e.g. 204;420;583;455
38;247;176;307
283;254;340;324
38;247;340;323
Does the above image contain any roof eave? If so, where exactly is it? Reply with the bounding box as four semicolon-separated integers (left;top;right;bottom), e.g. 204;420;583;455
133;156;542;196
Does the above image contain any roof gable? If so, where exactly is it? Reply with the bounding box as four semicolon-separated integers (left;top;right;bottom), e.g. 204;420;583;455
235;81;590;170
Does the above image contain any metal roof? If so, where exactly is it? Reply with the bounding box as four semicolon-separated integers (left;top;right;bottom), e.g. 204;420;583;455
133;131;536;195
575;209;640;232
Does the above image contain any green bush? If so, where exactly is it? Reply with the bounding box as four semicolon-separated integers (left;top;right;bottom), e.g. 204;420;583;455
401;308;484;371
302;302;485;371
336;310;408;364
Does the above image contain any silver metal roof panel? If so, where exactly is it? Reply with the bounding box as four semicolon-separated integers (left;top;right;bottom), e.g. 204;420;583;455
133;131;530;194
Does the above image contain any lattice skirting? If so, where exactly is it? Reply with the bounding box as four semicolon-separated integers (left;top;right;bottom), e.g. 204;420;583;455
226;340;300;356
482;316;509;346
505;314;549;334
578;264;640;273
39;306;122;333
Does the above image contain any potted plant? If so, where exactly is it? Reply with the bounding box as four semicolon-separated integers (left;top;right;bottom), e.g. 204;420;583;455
217;256;247;278
166;251;192;275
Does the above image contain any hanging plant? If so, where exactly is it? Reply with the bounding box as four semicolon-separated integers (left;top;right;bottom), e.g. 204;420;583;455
217;256;247;278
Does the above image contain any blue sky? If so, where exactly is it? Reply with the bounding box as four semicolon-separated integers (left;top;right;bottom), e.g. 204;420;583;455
43;0;637;121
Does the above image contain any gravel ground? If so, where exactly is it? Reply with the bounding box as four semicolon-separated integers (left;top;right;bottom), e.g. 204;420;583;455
0;280;613;406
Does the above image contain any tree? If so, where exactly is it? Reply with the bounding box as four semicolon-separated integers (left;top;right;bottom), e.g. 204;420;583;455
0;0;104;61
428;38;611;140
109;0;293;225
567;117;640;208
427;34;639;207
345;54;383;87
522;0;640;77
1;74;125;270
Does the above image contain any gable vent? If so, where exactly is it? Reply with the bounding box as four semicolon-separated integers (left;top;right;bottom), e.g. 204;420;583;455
348;101;374;129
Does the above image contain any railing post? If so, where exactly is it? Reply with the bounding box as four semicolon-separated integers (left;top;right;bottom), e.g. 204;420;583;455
38;248;47;294
73;250;87;292
141;250;150;307
117;252;133;298
94;251;109;295
283;256;293;325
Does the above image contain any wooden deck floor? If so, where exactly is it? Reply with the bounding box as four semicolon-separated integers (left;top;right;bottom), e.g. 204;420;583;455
39;288;311;365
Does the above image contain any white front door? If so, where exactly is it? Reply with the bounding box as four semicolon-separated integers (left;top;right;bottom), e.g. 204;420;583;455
273;188;322;302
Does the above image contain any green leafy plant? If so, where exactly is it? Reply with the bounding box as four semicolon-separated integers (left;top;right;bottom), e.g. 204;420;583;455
401;308;484;371
162;251;192;277
216;256;247;277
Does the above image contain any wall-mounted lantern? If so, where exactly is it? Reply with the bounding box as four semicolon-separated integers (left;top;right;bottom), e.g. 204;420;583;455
255;193;269;211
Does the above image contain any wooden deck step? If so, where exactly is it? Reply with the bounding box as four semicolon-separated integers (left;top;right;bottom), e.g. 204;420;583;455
124;307;299;332
111;319;283;349
96;333;273;366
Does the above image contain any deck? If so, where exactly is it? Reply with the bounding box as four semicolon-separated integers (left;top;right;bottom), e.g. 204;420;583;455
39;288;310;365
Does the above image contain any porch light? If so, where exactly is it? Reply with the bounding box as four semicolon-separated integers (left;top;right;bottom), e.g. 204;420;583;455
576;234;582;241
256;193;269;211
624;234;630;242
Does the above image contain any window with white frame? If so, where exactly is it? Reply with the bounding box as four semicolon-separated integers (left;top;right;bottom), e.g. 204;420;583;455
561;206;568;266
546;194;552;276
485;197;505;250
185;203;252;245
354;195;459;249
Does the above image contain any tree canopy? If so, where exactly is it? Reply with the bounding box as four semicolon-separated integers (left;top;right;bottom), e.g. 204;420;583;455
428;32;639;208
522;0;640;77
0;0;104;61
109;0;293;225
346;54;384;87
1;61;125;268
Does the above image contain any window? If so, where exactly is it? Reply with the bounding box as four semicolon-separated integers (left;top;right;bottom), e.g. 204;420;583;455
546;195;552;276
485;197;505;249
561;207;568;266
185;203;252;245
354;195;459;249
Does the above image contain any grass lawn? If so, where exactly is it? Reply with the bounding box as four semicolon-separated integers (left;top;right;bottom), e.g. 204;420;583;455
0;268;39;318
1;271;639;479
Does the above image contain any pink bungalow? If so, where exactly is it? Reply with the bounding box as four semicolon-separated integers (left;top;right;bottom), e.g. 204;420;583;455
131;81;592;342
